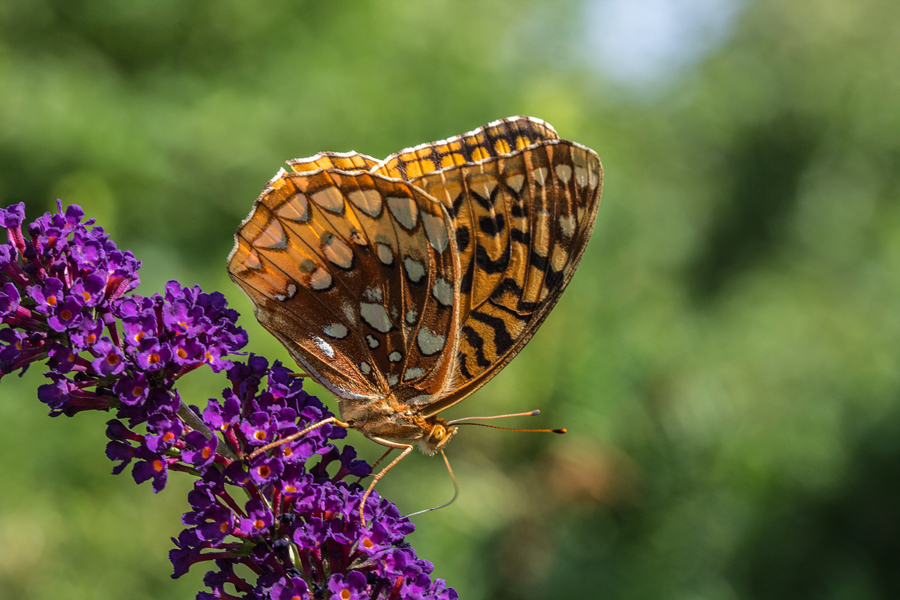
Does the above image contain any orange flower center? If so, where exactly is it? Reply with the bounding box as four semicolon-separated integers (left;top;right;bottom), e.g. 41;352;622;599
253;430;267;441
153;460;164;472
47;296;57;306
60;309;72;320
106;354;119;366
258;466;271;478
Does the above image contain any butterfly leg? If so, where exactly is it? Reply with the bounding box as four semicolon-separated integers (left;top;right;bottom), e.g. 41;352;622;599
362;447;395;481
358;437;414;524
247;416;350;460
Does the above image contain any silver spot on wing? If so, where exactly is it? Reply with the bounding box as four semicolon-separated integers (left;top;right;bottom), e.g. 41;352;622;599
360;302;392;333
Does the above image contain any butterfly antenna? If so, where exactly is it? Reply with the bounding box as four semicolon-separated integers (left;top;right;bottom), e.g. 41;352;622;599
454;423;567;433
449;409;566;434
404;449;459;519
449;409;541;423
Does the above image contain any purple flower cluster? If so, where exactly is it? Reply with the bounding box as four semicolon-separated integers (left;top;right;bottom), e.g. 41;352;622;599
170;357;455;600
0;202;141;383
0;201;246;418
0;202;456;600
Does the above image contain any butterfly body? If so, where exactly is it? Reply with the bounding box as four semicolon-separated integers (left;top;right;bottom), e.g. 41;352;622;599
338;396;458;456
229;117;602;462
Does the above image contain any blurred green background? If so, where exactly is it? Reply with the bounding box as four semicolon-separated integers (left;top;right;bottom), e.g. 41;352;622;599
2;0;900;598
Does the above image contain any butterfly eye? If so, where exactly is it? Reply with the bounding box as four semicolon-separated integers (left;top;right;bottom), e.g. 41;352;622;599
429;423;447;442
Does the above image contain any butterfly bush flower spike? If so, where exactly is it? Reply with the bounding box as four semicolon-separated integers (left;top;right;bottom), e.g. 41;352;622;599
0;201;456;599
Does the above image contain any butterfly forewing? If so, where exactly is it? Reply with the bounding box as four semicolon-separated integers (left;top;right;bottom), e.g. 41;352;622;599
288;151;380;174
373;116;560;181
408;140;602;415
228;168;462;406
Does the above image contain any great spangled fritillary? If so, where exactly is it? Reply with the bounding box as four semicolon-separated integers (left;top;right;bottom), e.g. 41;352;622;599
228;116;602;508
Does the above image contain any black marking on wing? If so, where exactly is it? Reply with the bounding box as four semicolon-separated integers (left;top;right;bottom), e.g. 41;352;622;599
457;353;473;379
528;250;549;272
470;189;494;211
451;194;466;216
492;278;524;301
462;325;491;369
527;249;565;291
479;214;505;236
545;268;566;292
456;225;471;252
510;228;529;245
470;311;515;355
475;242;511;274
460;259;475;295
490;298;534;322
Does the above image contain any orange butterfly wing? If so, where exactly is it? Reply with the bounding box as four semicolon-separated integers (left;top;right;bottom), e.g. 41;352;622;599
373;117;602;415
227;167;462;410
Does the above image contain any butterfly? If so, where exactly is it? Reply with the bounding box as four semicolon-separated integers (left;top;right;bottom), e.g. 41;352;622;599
228;116;602;513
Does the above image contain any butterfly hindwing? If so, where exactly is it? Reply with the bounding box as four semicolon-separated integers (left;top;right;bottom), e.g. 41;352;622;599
227;168;461;406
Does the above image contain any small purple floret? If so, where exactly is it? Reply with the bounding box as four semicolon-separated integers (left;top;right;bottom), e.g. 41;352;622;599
0;203;25;228
133;447;169;493
271;577;309;600
91;337;125;376
0;282;20;315
328;571;369;600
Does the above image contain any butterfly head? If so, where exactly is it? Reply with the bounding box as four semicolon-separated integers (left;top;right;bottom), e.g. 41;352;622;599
417;416;458;456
